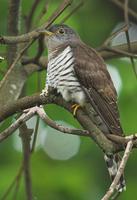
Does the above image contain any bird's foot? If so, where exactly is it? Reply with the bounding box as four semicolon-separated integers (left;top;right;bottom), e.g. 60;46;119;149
40;88;49;98
71;104;81;116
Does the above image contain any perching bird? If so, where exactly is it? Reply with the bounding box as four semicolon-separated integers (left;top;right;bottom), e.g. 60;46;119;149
41;24;126;192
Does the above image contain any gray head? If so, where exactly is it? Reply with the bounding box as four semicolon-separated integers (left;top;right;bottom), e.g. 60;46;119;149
41;24;80;52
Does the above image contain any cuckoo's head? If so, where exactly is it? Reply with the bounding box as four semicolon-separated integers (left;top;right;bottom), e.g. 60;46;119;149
40;24;80;51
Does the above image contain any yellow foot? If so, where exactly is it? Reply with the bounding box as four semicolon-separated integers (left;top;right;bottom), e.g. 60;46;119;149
71;104;81;116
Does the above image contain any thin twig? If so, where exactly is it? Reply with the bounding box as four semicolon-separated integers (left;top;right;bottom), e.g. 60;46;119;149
7;0;22;65
21;37;46;66
0;39;35;89
35;1;49;23
23;38;137;68
1;93;137;153
0;0;73;107
25;0;41;32
124;0;137;79
98;24;128;49
31;115;40;153
36;106;90;136
0;108;35;143
101;140;133;200
12;171;22;200
38;0;73;31
99;45;137;58
109;0;137;21
106;133;137;145
0;164;23;200
20;123;33;200
60;0;84;24
34;36;45;62
0;0;73;45
31;73;41;152
100;41;137;59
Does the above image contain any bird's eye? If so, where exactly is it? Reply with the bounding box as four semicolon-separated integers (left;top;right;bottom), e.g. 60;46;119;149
58;28;65;34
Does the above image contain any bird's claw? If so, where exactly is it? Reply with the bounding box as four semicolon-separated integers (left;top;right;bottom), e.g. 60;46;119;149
40;88;49;98
71;104;81;116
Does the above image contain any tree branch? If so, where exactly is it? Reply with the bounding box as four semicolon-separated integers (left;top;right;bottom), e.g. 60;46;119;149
0;0;24;111
25;0;41;32
0;109;35;143
19;123;33;200
60;0;84;24
36;106;89;136
0;0;73;45
0;93;136;154
0;0;136;197
0;105;90;144
35;1;49;24
124;0;137;79
22;40;137;71
0;0;73;111
7;0;22;64
99;41;137;59
0;93;116;153
0;0;24;110
109;0;137;22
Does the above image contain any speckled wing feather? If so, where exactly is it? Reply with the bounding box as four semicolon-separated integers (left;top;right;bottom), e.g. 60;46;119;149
72;42;123;136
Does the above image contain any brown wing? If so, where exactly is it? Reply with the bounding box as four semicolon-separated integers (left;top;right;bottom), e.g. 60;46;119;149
72;42;123;136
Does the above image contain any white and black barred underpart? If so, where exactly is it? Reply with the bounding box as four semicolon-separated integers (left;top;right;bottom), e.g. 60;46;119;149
46;46;86;105
45;45;126;193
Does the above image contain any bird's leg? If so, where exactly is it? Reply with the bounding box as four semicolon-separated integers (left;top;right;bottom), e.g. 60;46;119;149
71;104;81;116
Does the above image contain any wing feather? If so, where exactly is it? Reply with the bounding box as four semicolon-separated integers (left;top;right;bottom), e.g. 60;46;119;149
72;42;123;135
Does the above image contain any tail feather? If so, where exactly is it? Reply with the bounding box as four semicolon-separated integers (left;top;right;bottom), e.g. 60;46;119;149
104;154;126;192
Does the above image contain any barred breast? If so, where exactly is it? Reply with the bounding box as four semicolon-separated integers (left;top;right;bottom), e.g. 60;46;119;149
46;46;86;105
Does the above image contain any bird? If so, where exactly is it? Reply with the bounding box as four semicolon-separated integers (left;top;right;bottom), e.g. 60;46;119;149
40;24;126;192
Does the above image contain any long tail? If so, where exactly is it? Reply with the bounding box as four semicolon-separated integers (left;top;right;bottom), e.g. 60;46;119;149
104;153;126;192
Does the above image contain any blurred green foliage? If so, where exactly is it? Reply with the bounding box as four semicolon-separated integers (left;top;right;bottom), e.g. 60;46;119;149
0;0;137;199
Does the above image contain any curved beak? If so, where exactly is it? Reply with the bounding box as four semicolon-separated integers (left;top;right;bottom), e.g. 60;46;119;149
38;29;54;36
